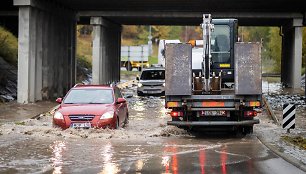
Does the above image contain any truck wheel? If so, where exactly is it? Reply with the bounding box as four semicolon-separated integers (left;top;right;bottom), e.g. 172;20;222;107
243;126;253;134
126;62;132;71
234;127;246;138
172;117;180;121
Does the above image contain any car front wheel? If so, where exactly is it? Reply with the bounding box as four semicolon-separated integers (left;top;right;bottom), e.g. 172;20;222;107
123;113;129;127
115;117;120;129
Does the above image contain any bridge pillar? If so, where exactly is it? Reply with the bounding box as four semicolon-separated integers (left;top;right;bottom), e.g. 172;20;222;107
14;0;76;103
281;18;303;89
91;17;121;85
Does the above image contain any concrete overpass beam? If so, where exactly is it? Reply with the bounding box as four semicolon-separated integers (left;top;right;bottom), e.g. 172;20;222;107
281;18;303;89
91;17;121;85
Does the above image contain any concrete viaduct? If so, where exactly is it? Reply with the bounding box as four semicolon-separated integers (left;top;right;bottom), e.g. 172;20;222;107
0;0;305;103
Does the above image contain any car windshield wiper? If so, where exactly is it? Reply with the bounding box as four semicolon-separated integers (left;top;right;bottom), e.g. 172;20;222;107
88;102;104;104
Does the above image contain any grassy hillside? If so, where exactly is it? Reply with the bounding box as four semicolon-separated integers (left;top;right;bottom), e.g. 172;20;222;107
0;27;18;66
77;34;92;64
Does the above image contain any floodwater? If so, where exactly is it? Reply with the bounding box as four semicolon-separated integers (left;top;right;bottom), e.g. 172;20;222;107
0;84;304;173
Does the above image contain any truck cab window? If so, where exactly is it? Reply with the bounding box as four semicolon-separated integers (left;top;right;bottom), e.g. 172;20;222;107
211;25;231;63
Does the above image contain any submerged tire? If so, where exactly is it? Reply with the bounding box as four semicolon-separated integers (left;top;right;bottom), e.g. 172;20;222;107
115;117;120;129
126;62;132;71
123;114;129;127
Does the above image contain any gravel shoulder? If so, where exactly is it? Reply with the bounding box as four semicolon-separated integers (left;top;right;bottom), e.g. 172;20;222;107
255;98;306;172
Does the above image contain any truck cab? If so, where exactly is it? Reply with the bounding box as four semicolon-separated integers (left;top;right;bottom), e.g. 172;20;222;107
191;19;237;87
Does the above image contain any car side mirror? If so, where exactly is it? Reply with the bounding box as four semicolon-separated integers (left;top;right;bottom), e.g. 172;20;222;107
117;98;126;104
56;98;62;104
136;76;140;81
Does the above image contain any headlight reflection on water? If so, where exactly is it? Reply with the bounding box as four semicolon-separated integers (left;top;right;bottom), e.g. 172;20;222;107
99;143;120;174
50;141;66;174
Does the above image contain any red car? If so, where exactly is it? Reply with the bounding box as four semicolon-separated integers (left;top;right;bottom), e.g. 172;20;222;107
53;85;128;129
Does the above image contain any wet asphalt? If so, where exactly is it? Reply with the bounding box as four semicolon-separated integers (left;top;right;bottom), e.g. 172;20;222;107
0;85;304;173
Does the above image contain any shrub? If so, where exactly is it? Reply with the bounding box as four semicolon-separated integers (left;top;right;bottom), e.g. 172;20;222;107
0;27;18;65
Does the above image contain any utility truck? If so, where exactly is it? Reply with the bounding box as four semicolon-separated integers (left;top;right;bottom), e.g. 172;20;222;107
165;14;261;135
121;45;150;71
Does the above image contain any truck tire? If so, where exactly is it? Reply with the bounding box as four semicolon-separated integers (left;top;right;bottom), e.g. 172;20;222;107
243;126;253;134
126;62;132;71
234;127;246;138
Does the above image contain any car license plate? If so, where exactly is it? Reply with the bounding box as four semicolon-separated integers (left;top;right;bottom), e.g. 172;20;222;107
71;123;91;128
148;91;157;94
201;110;227;116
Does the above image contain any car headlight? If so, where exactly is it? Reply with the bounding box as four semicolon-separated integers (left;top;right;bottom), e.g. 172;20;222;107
54;111;64;120
100;111;114;119
138;83;143;87
163;83;165;87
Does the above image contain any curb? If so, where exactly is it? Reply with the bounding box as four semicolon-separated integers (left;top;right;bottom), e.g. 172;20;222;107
262;95;279;125
31;105;60;119
257;135;306;172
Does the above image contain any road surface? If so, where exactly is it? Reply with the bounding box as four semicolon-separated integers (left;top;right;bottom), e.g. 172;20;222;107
0;87;304;174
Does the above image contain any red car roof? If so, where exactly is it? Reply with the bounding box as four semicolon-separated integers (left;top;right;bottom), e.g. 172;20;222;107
72;85;114;90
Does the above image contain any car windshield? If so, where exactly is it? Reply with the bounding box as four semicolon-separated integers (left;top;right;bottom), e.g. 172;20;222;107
140;70;165;80
63;89;113;104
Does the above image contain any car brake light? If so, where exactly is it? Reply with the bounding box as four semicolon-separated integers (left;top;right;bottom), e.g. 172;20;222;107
244;111;257;117
170;111;183;117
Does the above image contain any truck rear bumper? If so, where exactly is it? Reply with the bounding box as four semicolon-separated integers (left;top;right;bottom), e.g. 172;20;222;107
167;119;259;126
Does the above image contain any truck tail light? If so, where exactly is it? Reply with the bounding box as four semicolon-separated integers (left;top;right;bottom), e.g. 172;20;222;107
170;111;183;117
244;111;257;117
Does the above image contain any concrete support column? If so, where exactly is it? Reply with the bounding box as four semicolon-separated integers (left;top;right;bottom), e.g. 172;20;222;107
14;0;77;103
35;10;43;101
17;6;37;103
91;18;103;84
69;18;77;87
91;17;121;85
281;18;303;89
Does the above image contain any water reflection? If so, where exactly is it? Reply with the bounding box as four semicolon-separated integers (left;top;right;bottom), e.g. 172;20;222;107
135;159;144;173
99;143;120;174
199;149;206;174
50;141;66;174
220;147;227;174
162;144;233;174
162;145;178;174
129;96;167;120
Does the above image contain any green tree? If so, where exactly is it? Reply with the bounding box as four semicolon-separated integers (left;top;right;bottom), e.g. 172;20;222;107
0;26;18;65
302;28;306;69
267;28;282;73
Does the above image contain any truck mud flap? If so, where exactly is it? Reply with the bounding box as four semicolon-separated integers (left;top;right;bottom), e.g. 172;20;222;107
167;119;259;126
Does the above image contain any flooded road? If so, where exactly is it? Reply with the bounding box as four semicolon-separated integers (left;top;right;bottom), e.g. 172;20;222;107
0;86;304;173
